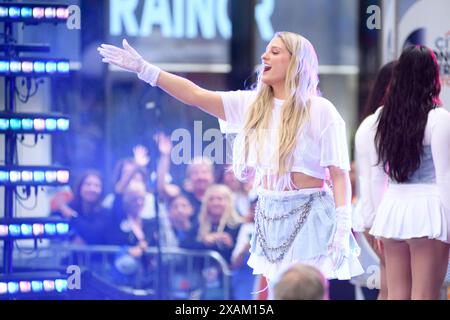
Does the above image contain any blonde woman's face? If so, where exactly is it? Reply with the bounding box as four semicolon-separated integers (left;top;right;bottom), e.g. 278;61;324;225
260;36;291;87
207;191;227;220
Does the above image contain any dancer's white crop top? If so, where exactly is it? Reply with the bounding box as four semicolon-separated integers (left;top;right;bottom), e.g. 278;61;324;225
217;90;350;189
358;106;450;228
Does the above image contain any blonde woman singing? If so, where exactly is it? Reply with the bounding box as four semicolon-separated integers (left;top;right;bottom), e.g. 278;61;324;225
98;32;363;285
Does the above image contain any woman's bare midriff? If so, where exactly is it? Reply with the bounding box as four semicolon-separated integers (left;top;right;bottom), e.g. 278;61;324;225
262;171;324;191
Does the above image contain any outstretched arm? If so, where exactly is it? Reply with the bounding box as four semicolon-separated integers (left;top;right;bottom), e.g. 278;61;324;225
98;39;225;120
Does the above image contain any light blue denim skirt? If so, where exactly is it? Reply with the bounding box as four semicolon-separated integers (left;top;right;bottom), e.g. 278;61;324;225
248;186;363;281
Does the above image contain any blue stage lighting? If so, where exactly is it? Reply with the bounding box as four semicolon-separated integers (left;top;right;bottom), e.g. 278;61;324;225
21;118;33;130
1;113;70;133
0;118;8;130
54;279;68;293
0;61;9;72
9;170;21;182
44;223;56;236
56;118;70;131
9;118;21;130
31;281;43;293
7;282;19;294
57;61;70;73
45;118;57;131
56;223;69;235
0;7;8;18
20;224;33;236
8;7;21;18
33;171;45;183
45;61;57;73
9;61;21;73
9;224;21;237
33;61;45;73
21;7;33;18
0;171;9;182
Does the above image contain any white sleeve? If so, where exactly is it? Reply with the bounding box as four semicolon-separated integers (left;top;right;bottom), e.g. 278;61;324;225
354;115;380;230
319;120;351;171
367;116;389;219
217;90;256;134
430;109;450;221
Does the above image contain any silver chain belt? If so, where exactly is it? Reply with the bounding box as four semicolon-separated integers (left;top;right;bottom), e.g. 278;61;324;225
255;191;325;264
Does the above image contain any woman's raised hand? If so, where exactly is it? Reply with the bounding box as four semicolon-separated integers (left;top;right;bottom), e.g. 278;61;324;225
98;39;161;86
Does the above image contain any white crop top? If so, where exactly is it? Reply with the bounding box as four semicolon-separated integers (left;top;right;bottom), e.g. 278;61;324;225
218;90;350;190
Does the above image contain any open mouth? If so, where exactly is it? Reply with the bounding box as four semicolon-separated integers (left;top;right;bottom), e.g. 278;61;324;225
263;64;272;72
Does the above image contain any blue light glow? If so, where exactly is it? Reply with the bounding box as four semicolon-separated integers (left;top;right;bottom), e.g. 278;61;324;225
33;61;45;73
54;279;68;292
45;118;57;130
21;118;33;130
56;223;69;235
33;171;45;182
0;61;9;73
20;224;33;236
9;118;21;130
56;118;70;131
0;170;9;182
44;223;56;235
7;282;19;294
9;224;21;236
45;62;57;73
0;119;8;130
0;7;8;18
21;7;33;18
9;7;21;18
9;61;21;73
57;61;70;73
31;281;43;292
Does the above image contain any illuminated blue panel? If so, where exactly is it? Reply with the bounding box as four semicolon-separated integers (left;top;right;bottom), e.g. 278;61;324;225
9;7;21;18
57;61;70;73
31;281;43;293
9;118;21;130
45;171;57;183
9;171;21;182
33;61;45;73
0;61;9;73
21;118;33;130
56;223;69;235
7;282;19;294
0;171;9;182
56;118;69;131
21;7;33;18
9;61;21;73
44;223;56;235
45;62;57;73
45;118;57;131
8;224;21;237
20;224;33;236
0;7;8;18
54;279;68;292
0;118;8;130
33;171;45;183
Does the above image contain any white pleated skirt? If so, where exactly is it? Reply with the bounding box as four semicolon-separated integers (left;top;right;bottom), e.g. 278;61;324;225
370;184;449;243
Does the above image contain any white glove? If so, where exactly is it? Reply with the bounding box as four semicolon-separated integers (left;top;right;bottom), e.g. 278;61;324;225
328;205;352;271
97;39;161;86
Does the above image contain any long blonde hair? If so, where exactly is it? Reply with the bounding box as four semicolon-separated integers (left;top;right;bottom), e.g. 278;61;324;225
197;184;243;242
236;32;320;187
